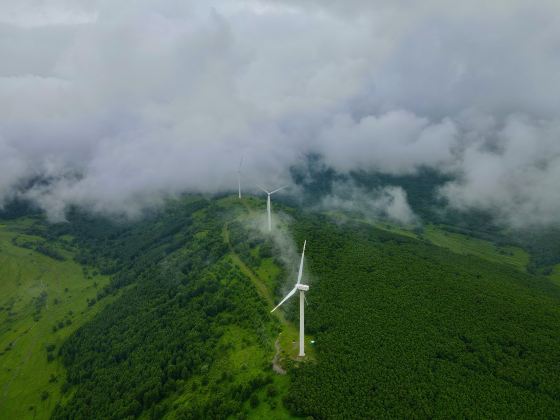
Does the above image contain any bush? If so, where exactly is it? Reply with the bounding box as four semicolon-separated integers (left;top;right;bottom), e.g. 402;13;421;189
249;394;259;409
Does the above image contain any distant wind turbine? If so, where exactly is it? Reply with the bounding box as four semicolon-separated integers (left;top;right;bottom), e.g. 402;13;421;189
237;157;243;199
258;184;287;231
271;240;308;357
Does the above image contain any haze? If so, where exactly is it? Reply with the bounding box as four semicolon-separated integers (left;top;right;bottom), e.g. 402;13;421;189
1;0;559;226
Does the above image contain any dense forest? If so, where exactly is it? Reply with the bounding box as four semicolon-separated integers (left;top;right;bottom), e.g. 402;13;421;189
2;193;560;419
290;156;560;273
45;198;283;419
285;216;560;418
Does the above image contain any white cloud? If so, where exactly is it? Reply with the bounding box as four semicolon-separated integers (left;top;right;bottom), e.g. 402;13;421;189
440;115;560;227
0;0;559;226
0;1;98;27
321;181;417;225
318;110;458;174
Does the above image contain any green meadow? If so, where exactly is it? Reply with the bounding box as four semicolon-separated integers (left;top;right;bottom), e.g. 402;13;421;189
157;325;297;420
0;221;113;419
422;225;530;271
326;212;530;273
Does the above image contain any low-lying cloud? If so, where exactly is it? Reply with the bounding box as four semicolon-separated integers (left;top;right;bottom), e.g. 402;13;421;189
439;114;560;228
321;181;417;226
0;0;559;227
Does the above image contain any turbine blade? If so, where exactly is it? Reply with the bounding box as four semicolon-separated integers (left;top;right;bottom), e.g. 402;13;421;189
271;287;297;313
257;184;270;194
296;240;306;285
270;185;288;194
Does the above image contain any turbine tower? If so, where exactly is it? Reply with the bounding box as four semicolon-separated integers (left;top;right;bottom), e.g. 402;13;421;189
237;157;243;199
271;240;308;357
258;184;287;231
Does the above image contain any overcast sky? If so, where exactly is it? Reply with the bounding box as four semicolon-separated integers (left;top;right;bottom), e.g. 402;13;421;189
1;0;559;226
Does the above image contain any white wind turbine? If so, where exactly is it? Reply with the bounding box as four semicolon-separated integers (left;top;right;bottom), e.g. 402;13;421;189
258;184;287;232
237;157;243;199
271;240;309;357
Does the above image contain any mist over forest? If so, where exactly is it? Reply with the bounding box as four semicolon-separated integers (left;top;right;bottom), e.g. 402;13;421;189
1;0;560;228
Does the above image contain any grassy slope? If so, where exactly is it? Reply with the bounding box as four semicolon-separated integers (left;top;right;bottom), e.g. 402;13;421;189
217;203;312;418
160;325;295;420
219;203;312;419
372;219;560;287
328;212;531;273
334;213;560;294
221;198;315;358
422;225;529;271
0;220;113;420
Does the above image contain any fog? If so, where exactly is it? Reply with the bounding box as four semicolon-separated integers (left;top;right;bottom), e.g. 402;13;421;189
320;181;417;226
1;0;559;226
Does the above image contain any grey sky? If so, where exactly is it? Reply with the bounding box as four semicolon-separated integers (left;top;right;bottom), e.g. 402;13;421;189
1;0;559;226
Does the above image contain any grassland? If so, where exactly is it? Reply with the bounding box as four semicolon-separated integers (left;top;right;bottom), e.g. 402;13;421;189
422;225;530;271
224;215;315;362
326;212;530;273
0;219;114;420
219;205;315;418
158;325;297;420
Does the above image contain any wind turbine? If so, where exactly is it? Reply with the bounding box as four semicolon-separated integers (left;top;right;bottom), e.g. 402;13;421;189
258;184;287;232
237;157;243;199
271;240;309;357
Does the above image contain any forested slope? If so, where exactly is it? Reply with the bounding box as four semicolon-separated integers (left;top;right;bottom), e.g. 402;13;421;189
2;195;560;419
286;217;560;418
48;198;290;419
291;159;560;275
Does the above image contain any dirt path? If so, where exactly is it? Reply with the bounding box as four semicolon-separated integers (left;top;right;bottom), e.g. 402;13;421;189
272;336;286;375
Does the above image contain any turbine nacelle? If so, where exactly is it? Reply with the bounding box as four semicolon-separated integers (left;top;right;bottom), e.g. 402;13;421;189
296;284;309;291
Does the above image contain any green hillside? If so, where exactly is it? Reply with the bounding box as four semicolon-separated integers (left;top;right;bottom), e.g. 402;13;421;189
286;217;560;418
0;219;114;419
1;196;559;419
421;225;530;271
328;213;530;273
45;197;305;419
